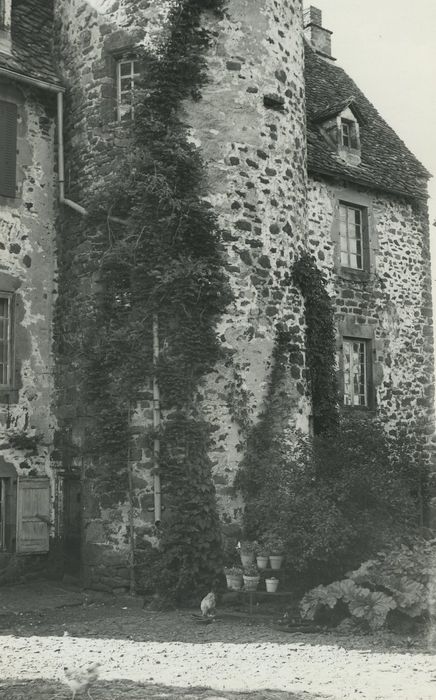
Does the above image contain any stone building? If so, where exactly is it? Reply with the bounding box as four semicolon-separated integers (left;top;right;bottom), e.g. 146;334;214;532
0;0;61;583
0;0;433;589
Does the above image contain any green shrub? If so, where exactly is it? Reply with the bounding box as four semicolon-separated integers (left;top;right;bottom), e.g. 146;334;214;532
300;537;436;629
238;412;423;587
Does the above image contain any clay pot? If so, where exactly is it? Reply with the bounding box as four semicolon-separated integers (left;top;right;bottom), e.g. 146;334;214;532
265;577;279;593
269;555;284;570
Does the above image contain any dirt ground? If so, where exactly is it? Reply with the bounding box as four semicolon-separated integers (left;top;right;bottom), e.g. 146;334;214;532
1;583;436;699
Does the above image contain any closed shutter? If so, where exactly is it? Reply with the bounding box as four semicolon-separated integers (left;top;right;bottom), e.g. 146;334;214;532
0;100;17;198
16;478;50;554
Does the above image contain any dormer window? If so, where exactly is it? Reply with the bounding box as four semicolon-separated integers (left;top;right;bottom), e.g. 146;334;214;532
340;119;355;149
315;99;362;166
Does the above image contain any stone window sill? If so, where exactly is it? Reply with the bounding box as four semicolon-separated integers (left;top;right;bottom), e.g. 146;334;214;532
337;266;372;283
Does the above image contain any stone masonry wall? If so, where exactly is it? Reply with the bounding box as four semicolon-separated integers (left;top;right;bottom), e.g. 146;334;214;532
307;177;435;467
0;81;58;580
54;0;309;591
182;0;308;529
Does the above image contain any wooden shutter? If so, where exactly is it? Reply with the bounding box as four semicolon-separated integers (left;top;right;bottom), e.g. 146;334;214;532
0;100;17;198
16;478;50;554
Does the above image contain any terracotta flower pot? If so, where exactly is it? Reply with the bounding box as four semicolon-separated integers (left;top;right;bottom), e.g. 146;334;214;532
256;555;269;569
240;551;255;567
225;573;243;590
269;555;284;570
243;575;260;591
265;578;279;593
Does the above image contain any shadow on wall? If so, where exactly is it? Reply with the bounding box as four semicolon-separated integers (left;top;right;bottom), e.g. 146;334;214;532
0;679;327;700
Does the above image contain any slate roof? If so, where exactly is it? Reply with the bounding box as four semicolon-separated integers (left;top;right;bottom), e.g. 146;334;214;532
0;0;61;89
304;41;430;200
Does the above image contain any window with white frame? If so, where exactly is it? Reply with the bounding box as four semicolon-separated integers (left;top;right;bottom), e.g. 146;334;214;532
339;202;368;270
340;118;359;150
116;57;141;121
343;338;369;407
0;293;12;387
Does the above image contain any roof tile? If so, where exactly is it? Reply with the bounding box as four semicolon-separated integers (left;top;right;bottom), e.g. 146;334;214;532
0;0;61;88
304;42;429;199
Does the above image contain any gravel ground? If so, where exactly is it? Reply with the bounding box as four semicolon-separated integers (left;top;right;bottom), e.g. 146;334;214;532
1;600;436;699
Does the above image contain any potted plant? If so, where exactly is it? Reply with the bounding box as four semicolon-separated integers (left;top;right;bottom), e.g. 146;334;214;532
238;540;257;567
242;563;260;591
256;543;269;570
224;566;243;590
264;534;285;570
265;576;279;593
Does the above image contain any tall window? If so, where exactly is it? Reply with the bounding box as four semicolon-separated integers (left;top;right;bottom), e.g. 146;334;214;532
339;202;367;270
116;58;141;121
343;338;368;407
0;294;12;387
0;1;5;30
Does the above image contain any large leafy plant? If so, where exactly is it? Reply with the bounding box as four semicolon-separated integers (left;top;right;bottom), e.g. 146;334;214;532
300;537;436;629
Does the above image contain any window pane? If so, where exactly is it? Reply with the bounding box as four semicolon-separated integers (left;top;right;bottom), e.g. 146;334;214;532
120;61;131;76
339;203;365;270
120;77;132;92
343;339;367;407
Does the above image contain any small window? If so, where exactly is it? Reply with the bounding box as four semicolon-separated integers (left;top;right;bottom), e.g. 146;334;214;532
0;100;17;198
339;202;368;270
116;58;141;121
340;118;359;150
343;338;370;407
0;293;12;387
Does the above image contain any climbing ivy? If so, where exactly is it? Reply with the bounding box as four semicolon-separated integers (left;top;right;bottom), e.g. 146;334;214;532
292;253;339;435
55;0;231;602
234;324;294;506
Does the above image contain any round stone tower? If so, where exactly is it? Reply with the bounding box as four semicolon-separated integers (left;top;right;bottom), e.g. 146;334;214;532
53;0;309;591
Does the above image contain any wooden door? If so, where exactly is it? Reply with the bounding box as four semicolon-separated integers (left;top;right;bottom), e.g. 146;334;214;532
16;478;50;554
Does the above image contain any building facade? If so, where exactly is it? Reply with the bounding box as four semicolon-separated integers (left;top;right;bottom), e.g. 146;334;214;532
0;0;433;590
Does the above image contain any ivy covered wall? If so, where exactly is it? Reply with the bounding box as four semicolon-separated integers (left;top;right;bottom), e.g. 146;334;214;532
52;0;435;597
53;0;309;594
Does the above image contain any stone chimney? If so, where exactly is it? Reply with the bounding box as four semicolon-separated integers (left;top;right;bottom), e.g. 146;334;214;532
303;6;334;60
0;0;12;55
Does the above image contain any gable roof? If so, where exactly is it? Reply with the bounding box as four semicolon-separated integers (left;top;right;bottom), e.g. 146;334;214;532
0;0;61;90
312;97;366;125
304;41;430;200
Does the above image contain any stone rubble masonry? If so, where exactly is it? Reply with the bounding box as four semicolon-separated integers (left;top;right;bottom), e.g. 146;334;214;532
54;0;309;592
307;178;435;464
52;0;434;592
0;81;58;582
